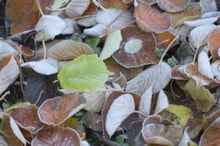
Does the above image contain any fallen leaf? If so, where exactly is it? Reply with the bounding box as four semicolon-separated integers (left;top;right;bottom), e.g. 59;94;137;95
198;51;213;79
139;86;153;116
82;111;103;131
126;62;171;95
183;79;215;112
0;135;7;146
35;15;66;41
31;127;80;146
199;117;220;146
21;58;58;75
99;30;122;60
112;26;158;68
83;23;107;36
211;60;220;81
104;93;135;138
0;55;19;94
51;0;70;9
200;0;217;13
58;54;113;91
154;90;169;115
47;40;93;61
65;0;91;18
98;0;130;9
208;25;220;61
156;0;190;12
38;93;86;126
184;16;218;27
9;104;44;134
189;24;216;49
0;40;17;61
134;3;170;33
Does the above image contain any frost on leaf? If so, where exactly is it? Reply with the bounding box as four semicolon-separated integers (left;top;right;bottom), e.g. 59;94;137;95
126;62;171;95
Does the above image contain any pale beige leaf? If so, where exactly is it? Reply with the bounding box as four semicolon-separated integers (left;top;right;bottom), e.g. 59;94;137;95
0;40;17;61
105;94;135;138
35;15;66;41
0;56;19;94
99;30;122;60
139;86;153;116
61;18;76;34
65;0;91;18
184;16;218;27
153;90;169;115
21;58;58;75
83;24;107;36
96;9;134;29
83;87;106;112
198;51;213;79
47;40;93;61
189;24;216;49
126;62;171;95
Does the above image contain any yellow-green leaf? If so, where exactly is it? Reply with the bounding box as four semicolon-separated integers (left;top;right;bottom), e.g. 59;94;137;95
58;54;113;91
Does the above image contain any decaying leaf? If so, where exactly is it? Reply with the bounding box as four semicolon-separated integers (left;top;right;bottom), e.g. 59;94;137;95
139;86;153;116
65;0;90;18
51;0;70;9
184;16;218;27
21;58;58;75
183;79;215;112
208;26;220;61
0;135;7;146
99;30;122;60
199;117;220;146
198;51;213;79
83;23;107;36
104;94;135;138
0;40;17;61
35;15;66;41
47;40;93;61
189;24;216;49
200;0;217;13
126;62;171;95
38;93;86;126
98;0;130;9
154;90;169;115
31;127;80;146
9;104;44;134
58;54;113;91
112;26;158;68
184;63;213;86
134;3;170;33
0;55;20;94
211;60;220;81
156;0;190;12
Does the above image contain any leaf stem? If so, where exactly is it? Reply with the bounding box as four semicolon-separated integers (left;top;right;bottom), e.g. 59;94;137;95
35;0;44;16
42;40;47;60
159;36;178;65
192;47;200;65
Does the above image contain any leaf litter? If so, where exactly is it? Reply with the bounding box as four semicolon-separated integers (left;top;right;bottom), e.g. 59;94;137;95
0;0;220;145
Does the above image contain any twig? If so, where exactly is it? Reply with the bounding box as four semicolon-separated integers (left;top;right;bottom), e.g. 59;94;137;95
35;0;44;16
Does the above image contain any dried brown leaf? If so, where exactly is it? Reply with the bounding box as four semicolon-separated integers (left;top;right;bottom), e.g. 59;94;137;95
156;0;189;12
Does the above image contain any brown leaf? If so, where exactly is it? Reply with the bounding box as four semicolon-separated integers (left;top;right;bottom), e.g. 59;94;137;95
157;0;190;12
112;26;158;68
31;127;80;146
98;0;130;9
155;31;178;49
38;93;86;126
200;117;220;146
208;26;220;61
47;40;93;61
9;105;44;134
134;3;170;33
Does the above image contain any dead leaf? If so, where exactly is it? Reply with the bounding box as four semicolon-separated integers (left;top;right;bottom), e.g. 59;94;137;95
65;0;91;18
183;79;215;112
102;91;140;139
139;86;153;116
199;117;220;146
189;24;216;49
21;58;58;75
31;127;80;146
184;16;218;27
208;25;220;61
154;90;169;115
98;0;130;9
200;0;217;13
9;105;44;134
198;51;213;79
35;15;66;41
112;26;158;68
0;40;17;61
47;40;93;61
156;0;190;12
134;3;170;33
38;93;86;126
82;111;103;131
126;62;171;95
211;60;220;81
0;55;19;94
